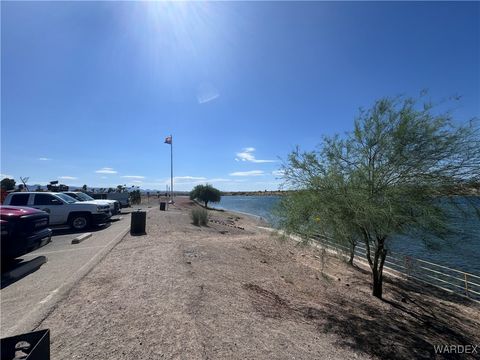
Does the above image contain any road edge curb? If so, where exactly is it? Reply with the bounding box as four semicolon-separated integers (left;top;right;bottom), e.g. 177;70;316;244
3;225;130;338
71;233;92;244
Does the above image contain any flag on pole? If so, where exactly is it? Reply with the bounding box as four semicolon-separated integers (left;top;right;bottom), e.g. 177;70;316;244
164;135;172;144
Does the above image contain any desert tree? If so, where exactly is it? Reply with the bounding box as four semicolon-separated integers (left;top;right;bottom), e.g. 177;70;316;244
190;184;222;208
276;155;360;265
1;178;16;191
279;95;480;299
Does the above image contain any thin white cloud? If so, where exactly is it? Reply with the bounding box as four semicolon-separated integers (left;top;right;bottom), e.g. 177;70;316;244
235;148;276;163
132;180;143;184
0;173;13;179
38;157;51;161
95;167;117;174
121;175;145;179
58;176;78;180
229;170;264;177
175;176;207;181
198;92;219;104
153;176;207;186
197;82;220;104
173;176;207;185
272;170;285;177
155;176;233;186
100;176;108;179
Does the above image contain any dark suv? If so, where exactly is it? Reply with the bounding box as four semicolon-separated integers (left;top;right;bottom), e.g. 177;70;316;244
1;206;52;263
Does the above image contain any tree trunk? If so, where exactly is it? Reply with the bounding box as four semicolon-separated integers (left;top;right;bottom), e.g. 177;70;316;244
372;268;383;298
348;241;356;265
362;229;388;299
205;201;208;208
371;238;387;299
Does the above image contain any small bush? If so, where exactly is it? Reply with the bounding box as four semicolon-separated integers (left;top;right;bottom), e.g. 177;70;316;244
191;208;208;226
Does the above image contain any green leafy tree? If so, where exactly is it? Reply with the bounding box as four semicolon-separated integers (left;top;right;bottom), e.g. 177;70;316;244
275;169;360;265
190;184;222;208
1;178;16;191
279;95;480;299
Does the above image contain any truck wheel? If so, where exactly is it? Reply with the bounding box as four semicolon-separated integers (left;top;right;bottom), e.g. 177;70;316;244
69;214;90;231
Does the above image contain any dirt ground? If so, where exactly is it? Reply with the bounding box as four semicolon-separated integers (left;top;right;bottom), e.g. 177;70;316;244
37;197;480;359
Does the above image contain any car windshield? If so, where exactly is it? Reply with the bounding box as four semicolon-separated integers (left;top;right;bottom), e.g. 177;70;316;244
56;193;77;204
76;193;94;201
65;193;81;200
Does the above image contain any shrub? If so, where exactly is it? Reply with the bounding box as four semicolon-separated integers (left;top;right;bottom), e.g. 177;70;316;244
191;208;208;226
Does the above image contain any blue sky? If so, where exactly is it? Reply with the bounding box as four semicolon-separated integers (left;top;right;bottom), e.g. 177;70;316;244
1;1;479;191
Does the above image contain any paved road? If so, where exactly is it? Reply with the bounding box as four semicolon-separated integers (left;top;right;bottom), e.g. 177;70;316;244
0;207;153;337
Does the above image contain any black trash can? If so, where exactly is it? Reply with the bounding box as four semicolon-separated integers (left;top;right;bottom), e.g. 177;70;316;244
160;202;166;211
1;329;50;360
131;210;146;235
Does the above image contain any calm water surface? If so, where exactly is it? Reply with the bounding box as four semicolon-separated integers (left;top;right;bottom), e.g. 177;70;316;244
213;195;480;275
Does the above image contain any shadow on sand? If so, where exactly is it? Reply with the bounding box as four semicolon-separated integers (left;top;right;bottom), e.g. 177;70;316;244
244;268;479;360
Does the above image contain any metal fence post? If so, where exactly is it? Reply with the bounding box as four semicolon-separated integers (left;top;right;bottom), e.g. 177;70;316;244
464;273;469;297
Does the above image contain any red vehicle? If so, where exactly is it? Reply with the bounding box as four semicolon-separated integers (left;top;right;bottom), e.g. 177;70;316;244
1;206;52;263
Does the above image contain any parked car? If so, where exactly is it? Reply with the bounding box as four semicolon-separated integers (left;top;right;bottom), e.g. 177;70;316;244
3;192;111;231
1;205;52;262
63;192;120;215
89;192;131;208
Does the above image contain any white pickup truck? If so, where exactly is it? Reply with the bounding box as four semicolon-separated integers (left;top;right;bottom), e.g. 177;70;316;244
3;192;111;231
63;192;120;215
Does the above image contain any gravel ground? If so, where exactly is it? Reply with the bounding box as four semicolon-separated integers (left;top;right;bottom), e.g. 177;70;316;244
37;197;479;359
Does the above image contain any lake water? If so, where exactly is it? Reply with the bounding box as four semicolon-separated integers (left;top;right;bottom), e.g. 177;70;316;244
213;195;480;275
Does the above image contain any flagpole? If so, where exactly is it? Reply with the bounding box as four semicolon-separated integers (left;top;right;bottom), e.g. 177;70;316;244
170;134;174;203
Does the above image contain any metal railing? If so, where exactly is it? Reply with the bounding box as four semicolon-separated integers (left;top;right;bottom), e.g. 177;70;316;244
312;235;480;302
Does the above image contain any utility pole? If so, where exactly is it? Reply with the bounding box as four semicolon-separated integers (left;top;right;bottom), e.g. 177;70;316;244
164;135;174;203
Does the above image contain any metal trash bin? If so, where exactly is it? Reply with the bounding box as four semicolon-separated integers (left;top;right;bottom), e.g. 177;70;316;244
130;210;146;235
1;329;50;360
160;202;166;211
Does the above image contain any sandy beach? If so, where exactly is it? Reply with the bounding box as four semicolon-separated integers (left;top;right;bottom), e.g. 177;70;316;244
36;197;480;359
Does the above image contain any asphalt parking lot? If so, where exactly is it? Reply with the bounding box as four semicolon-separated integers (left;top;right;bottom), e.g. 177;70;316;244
1;207;151;338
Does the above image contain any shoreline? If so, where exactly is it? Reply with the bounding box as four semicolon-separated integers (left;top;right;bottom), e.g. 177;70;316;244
208;198;480;301
208;196;480;276
38;197;480;360
192;198;273;225
210;206;266;222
